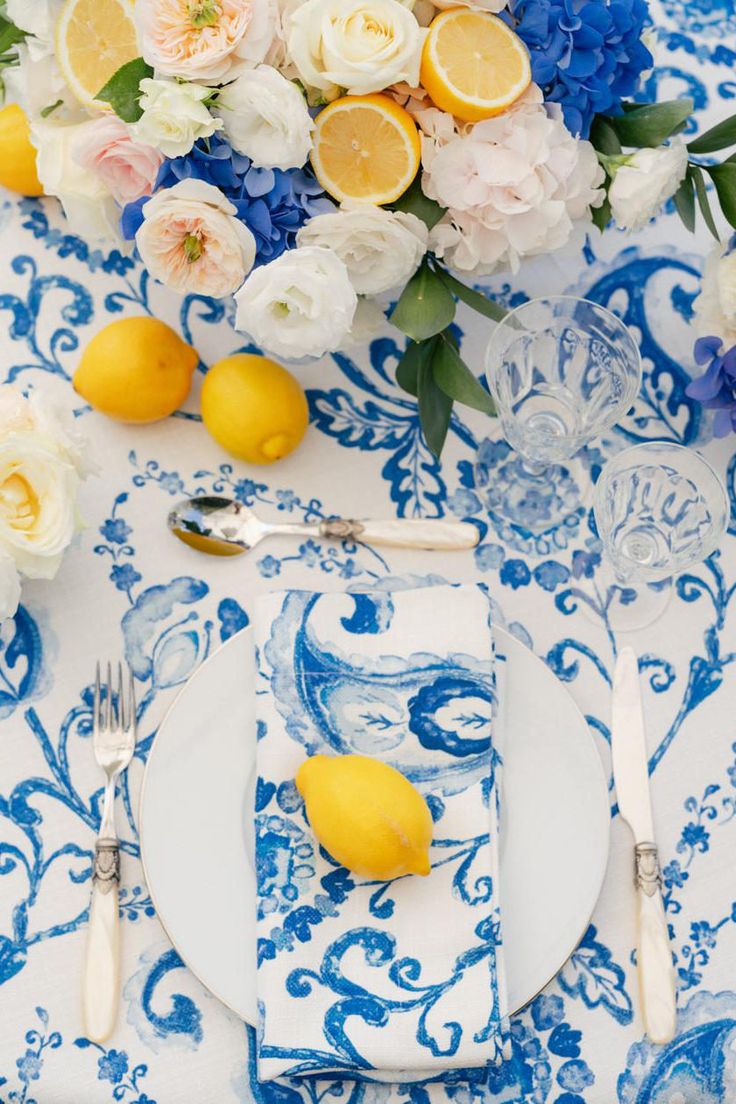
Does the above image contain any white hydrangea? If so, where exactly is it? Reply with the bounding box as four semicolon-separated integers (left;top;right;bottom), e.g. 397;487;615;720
693;237;736;348
420;85;605;274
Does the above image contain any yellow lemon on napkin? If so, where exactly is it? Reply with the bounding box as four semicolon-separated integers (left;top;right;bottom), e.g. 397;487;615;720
73;317;198;422
201;354;308;464
0;104;44;196
295;754;432;880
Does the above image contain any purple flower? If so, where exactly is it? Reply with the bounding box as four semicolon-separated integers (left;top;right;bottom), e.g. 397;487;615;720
686;335;736;436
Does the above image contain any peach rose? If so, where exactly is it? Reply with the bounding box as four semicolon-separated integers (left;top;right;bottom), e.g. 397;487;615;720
73;116;165;206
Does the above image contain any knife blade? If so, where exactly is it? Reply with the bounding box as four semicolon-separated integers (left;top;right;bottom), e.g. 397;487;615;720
612;646;677;1045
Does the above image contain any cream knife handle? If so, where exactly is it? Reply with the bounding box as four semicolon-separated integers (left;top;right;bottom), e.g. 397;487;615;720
319;518;479;550
82;838;121;1043
636;843;676;1045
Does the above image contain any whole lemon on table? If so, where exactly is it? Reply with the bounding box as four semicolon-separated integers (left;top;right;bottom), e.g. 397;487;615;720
0;104;44;196
73;317;198;423
201;353;308;464
295;754;433;880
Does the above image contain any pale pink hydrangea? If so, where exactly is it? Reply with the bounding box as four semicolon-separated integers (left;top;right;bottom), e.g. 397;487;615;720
73;116;165;206
134;0;276;82
420;85;605;274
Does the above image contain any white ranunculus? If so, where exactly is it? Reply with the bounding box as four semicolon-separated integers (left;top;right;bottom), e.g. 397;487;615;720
217;65;313;169
0;552;21;622
608;139;688;232
31;121;123;243
0;433;81;580
234;246;357;358
136;179;257;297
693;238;736;348
287;0;424;96
134;79;222;159
297;204;427;294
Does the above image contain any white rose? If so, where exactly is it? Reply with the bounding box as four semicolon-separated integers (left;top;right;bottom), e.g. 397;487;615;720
234;246;357;358
693;238;736;348
287;0;424;96
31;121;123;243
297;204;427;293
0;386;97;477
134;79;222;159
0;553;21;623
217;65;313;169
136;179;257;297
608;138;688;232
0;433;81;580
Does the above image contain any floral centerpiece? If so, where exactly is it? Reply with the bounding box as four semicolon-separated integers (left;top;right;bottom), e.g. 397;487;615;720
1;0;736;456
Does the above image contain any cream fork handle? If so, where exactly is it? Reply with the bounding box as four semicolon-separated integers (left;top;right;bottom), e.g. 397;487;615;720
82;837;121;1042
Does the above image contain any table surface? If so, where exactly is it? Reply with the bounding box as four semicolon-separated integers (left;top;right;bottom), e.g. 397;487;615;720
2;3;736;1100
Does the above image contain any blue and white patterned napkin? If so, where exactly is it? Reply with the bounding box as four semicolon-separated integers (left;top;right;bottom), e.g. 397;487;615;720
253;584;507;1081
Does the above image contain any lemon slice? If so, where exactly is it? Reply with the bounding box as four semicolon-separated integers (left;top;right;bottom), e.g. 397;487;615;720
421;8;531;122
56;0;138;109
310;94;421;206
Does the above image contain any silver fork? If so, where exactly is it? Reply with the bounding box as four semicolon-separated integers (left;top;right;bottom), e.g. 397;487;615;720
82;662;136;1043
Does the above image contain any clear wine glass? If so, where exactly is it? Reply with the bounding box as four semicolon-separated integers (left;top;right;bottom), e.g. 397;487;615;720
592;442;729;631
485;296;642;537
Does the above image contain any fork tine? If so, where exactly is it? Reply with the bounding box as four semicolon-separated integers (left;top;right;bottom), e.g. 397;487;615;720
117;661;124;730
105;661;112;731
127;666;136;736
94;661;101;732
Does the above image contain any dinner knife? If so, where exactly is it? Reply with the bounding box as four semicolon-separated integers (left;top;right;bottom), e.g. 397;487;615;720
611;646;677;1045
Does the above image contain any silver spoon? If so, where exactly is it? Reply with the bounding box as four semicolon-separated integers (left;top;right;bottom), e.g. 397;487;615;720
168;496;479;556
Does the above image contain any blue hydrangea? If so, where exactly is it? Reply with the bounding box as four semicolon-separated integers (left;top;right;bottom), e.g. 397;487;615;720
121;135;333;267
507;0;653;137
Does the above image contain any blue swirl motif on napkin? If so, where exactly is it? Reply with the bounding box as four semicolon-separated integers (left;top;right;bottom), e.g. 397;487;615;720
253;585;507;1082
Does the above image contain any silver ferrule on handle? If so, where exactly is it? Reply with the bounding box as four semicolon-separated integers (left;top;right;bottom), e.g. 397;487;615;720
93;838;121;895
635;842;662;897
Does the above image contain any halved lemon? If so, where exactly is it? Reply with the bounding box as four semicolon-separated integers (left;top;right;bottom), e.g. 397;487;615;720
420;8;531;122
56;0;138;109
310;94;421;206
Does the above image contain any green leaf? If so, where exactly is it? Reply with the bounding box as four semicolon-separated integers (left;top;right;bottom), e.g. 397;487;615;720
591;191;612;232
690;164;720;240
95;57;153;122
395;338;434;397
605;98;694;148
704;162;736;229
673;170;696;233
390;174;446;230
0;14;26;55
389;260;455;342
433;264;507;322
687;113;736;154
589;116;622;155
432;332;495;415
417;352;453;460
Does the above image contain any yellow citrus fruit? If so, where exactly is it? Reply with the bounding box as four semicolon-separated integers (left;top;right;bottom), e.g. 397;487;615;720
56;0;138;109
73;317;198;423
0;104;44;196
201;353;308;465
420;8;531;122
310;94;421;206
296;754;433;880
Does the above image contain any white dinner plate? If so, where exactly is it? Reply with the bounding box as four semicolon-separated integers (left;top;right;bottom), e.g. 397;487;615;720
140;626;609;1023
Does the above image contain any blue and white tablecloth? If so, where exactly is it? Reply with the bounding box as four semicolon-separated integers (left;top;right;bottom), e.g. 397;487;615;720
2;2;736;1099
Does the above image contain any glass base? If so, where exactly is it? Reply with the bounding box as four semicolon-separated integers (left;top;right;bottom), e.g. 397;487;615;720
481;453;588;542
580;564;672;633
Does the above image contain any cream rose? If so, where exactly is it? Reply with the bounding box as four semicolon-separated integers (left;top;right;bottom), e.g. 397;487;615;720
0;387;97;477
693;239;736;348
286;0;424;96
296;204;427;294
0;552;21;622
0;433;81;580
134;79;222;159
134;0;276;82
31;121;123;243
217;65;313;169
136;179;257;297
234;246;357;358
